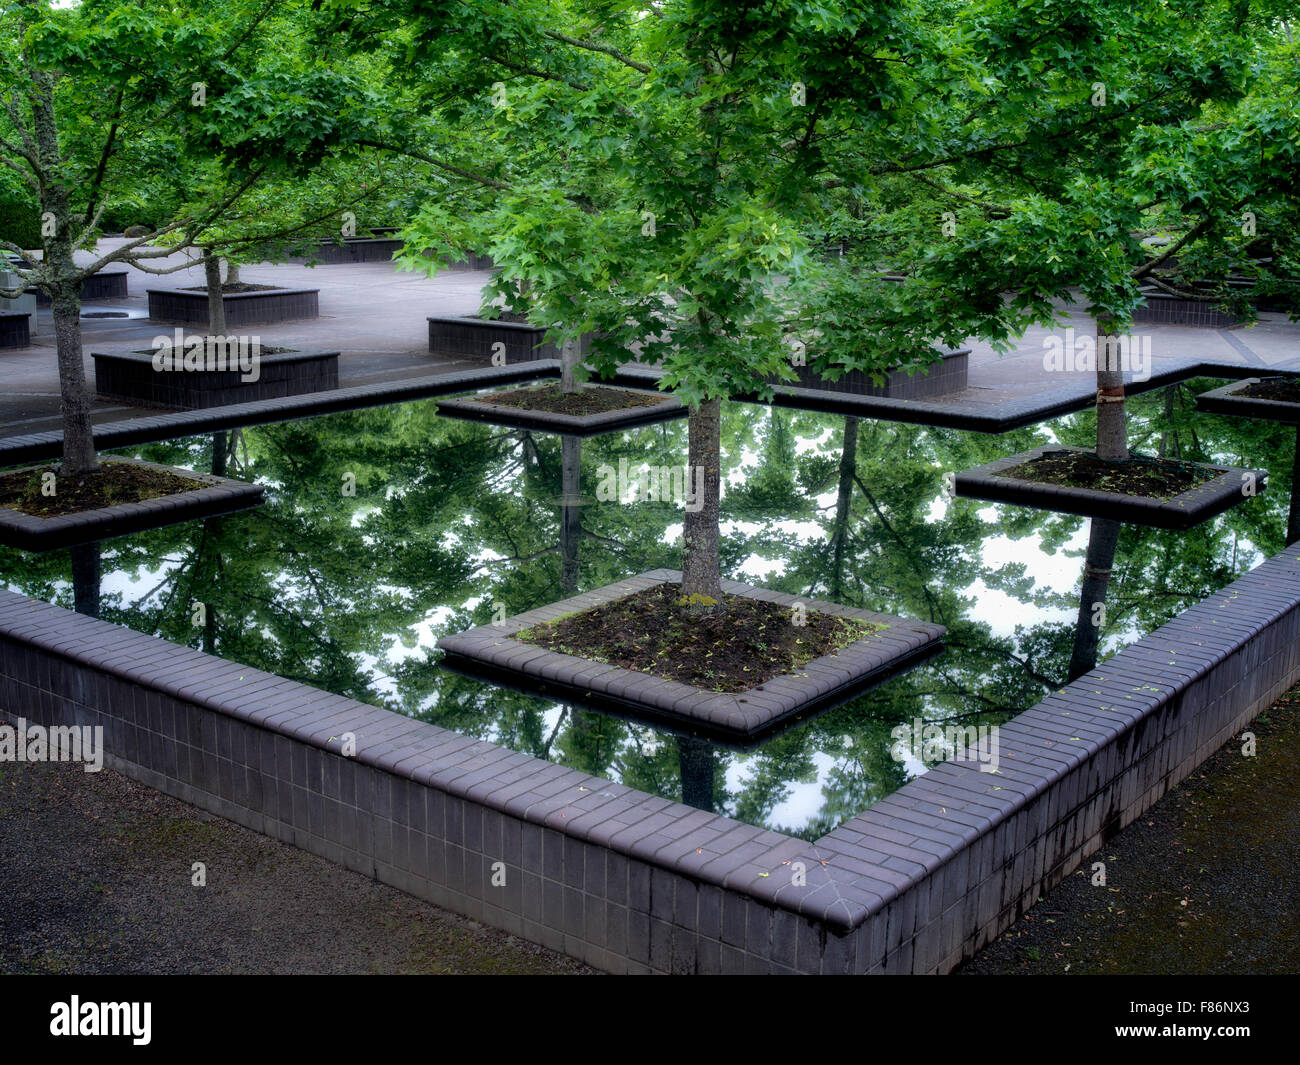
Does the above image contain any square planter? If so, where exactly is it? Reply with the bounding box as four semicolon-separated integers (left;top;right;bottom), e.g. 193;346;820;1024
767;347;970;399
435;385;686;436
954;445;1267;530
92;347;340;409
437;569;946;743
1196;378;1300;425
147;287;320;327
427;315;565;364
0;311;30;349
0;455;264;552
30;270;128;306
1132;289;1245;328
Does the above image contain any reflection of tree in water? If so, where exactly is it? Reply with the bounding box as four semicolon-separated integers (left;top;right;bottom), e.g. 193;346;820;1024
0;385;1286;839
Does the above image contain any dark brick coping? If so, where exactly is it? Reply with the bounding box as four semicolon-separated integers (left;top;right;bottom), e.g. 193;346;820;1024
0;456;264;552
0;361;561;467
2;356;1285;467
435;387;687;436
609;358;1285;434
148;286;321;301
1197;378;1300;426
426;315;545;333
2;544;1300;934
91;347;341;367
954;444;1267;530
437;570;946;741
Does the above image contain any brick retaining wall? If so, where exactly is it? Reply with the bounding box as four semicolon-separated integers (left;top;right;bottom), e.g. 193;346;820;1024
2;544;1298;972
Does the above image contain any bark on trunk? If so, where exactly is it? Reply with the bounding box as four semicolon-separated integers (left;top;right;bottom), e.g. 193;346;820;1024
1289;425;1300;547
223;259;241;286
204;252;226;335
30;63;99;476
1067;517;1121;682
560;434;582;595
830;416;859;600
682;398;723;610
51;287;99;476
560;335;582;395
1095;313;1128;461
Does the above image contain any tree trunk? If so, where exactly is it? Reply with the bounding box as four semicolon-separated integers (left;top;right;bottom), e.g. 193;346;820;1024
1067;517;1121;681
70;542;100;618
30;64;98;476
677;735;715;812
560;434;582;595
681;398;723;609
830;416;859;600
51;286;99;476
1289;426;1300;547
223;259;241;286
560;334;583;394
204;252;226;335
1095;313;1128;461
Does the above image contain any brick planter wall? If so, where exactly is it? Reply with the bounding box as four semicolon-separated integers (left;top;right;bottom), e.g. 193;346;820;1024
147;288;320;327
428;316;561;364
92;348;340;409
1133;291;1244;328
30;270;128;306
2;545;1298;973
768;348;970;399
0;311;30;349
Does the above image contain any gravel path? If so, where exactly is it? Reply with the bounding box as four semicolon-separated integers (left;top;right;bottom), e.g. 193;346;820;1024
0;758;594;975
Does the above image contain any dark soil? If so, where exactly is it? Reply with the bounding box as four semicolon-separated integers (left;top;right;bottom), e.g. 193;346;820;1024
181;283;282;294
516;583;885;693
994;450;1221;500
1238;377;1300;403
476;384;666;416
0;463;206;517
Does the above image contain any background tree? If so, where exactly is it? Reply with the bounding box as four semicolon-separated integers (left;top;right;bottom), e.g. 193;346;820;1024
0;0;386;477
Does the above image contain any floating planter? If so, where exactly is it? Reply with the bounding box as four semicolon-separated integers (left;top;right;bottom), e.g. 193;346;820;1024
435;382;686;436
147;286;320;327
0;455;264;552
954;444;1266;530
437;569;945;743
1196;376;1300;424
92;345;340;409
1197;376;1300;543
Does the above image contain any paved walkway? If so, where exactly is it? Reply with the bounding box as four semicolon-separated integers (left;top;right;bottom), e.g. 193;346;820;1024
2;240;1297;439
0;755;595;975
961;682;1300;974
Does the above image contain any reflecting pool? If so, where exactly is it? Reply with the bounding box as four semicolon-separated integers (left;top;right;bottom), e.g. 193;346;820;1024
1;378;1290;841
